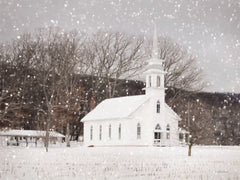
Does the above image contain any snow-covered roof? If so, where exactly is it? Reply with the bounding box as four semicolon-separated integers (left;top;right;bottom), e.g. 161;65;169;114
81;95;149;122
165;104;181;121
0;130;65;138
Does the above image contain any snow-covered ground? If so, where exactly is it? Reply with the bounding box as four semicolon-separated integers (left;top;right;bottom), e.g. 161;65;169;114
0;144;239;180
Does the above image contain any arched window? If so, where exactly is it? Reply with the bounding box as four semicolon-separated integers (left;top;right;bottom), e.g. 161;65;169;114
166;124;170;139
157;76;161;87
99;125;102;140
166;124;170;131
137;123;141;139
155;124;161;130
149;76;152;87
118;124;121;140
156;101;160;113
90;126;93;140
109;124;111;139
154;124;161;140
179;133;183;141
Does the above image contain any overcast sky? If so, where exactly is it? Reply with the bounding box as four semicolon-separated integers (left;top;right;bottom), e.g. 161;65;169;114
0;0;239;93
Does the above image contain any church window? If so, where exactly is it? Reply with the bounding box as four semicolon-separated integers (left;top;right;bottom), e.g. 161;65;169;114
157;76;161;87
90;126;93;140
166;124;170;139
99;125;102;140
156;101;160;113
137;123;141;139
149;76;152;87
155;124;161;130
179;133;183;141
154;124;161;140
166;124;170;131
118;124;121;140
166;133;170;139
109;124;111;139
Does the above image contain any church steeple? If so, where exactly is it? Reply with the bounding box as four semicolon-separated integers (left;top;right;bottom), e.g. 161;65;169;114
145;23;166;99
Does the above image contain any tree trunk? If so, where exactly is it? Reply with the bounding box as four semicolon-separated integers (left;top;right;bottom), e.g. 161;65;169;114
45;118;50;152
188;144;192;156
66;121;70;147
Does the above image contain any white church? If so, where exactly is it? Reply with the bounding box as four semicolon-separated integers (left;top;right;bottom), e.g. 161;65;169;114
81;26;188;147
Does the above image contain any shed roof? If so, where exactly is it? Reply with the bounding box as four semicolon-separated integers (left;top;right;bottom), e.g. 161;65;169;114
0;130;65;138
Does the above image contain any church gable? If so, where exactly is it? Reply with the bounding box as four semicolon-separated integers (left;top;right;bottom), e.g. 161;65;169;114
165;104;181;121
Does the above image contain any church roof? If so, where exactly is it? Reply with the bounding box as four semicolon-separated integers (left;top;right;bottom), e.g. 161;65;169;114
165;104;182;121
81;95;149;122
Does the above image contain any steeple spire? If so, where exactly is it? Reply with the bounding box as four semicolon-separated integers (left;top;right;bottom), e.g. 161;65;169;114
147;23;164;69
152;23;158;58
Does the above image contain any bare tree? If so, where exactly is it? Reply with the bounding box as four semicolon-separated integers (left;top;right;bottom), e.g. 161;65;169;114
175;95;214;156
78;31;145;102
36;28;84;150
0;28;86;150
188;104;214;156
0;36;41;129
79;33;204;104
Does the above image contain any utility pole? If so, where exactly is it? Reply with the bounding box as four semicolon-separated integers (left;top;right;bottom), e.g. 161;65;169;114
188;100;190;131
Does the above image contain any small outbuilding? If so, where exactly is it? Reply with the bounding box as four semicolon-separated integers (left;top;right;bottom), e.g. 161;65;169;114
0;129;65;146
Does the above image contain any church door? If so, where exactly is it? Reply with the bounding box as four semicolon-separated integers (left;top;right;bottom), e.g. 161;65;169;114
154;124;162;146
154;132;161;142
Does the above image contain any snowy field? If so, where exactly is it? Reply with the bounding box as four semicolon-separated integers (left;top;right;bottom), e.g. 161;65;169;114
0;144;240;180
